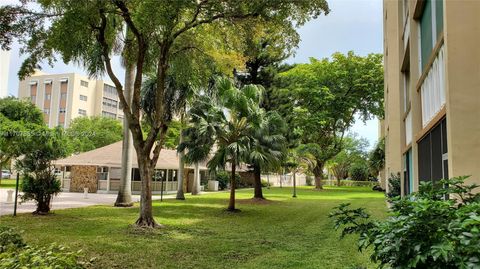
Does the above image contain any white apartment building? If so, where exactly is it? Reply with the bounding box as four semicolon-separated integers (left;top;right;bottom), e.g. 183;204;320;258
18;71;123;128
0;50;10;98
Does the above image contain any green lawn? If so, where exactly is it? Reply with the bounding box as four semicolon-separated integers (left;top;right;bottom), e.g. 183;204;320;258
0;179;19;189
0;186;387;269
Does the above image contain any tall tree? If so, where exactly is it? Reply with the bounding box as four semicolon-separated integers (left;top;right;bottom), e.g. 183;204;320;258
66;116;123;154
276;52;384;189
181;78;264;211
327;134;369;186
0;97;44;184
249;111;286;200
2;0;329;227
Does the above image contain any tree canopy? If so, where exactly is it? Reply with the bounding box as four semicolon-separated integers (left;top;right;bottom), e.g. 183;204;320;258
275;52;384;188
1;0;330;226
66;116;123;154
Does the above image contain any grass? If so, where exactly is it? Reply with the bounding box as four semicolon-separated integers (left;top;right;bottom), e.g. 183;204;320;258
0;186;387;269
0;179;20;189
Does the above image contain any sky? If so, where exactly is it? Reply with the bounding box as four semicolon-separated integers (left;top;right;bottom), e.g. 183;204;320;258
3;0;384;147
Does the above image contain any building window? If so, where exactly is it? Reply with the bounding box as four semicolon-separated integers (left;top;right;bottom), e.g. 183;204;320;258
60;93;67;100
80;80;89;87
103;84;117;96
59;108;66;114
403;71;410;113
101;111;116;119
403;149;413;195
79;95;87;101
102;97;118;109
45;93;51;100
419;0;444;71
78;109;87;116
418;118;448;184
43;108;50;114
30;96;36;104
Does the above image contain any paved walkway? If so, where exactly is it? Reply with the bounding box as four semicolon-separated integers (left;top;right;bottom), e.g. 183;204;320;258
0;188;175;216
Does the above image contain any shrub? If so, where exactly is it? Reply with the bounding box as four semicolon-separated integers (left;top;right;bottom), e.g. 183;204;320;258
0;226;25;253
0;226;91;269
215;171;241;190
349;164;369;181
330;176;480;269
386;172;401;199
261;179;272;188
306;175;313;186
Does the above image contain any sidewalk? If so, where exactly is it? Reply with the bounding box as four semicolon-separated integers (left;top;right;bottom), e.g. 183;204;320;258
0;189;145;216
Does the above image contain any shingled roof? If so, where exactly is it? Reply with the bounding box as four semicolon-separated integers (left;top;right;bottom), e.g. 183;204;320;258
54;141;208;170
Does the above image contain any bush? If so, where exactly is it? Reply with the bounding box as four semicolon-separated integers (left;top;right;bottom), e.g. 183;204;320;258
0;226;25;253
330;176;480;269
349;164;369;181
305;175;313;186
261;179;272;188
0;226;91;268
386;172;401;199
215;171;241;190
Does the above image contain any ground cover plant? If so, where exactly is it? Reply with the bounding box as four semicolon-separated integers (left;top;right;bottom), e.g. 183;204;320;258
330;176;480;269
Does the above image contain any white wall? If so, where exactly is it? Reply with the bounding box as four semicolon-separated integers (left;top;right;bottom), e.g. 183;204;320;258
0;50;10;98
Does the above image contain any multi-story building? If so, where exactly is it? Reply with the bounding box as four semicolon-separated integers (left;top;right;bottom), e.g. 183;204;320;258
383;0;480;195
0;50;10;98
18;71;123;128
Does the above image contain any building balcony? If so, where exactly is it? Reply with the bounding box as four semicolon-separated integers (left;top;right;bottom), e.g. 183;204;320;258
420;44;446;127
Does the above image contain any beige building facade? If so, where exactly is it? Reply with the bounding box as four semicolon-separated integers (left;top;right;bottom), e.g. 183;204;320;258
18;71;123;128
383;0;480;195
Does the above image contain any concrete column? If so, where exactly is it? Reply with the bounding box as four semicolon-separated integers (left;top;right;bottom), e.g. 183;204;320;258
192;163;200;195
106;170;110;192
166;169;169;192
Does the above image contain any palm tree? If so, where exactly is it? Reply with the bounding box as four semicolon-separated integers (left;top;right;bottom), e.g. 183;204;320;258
248;111;286;200
180;77;263;211
285;146;316;198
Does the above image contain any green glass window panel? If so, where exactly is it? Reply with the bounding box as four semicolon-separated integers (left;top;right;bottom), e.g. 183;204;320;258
420;0;433;70
435;0;444;38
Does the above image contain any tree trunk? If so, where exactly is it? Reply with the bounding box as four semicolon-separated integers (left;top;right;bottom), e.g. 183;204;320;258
191;162;200;195
115;61;135;207
134;155;159;228
292;172;297;198
253;164;264;199
228;163;237;211
34;195;51;215
313;162;325;190
176;130;185;200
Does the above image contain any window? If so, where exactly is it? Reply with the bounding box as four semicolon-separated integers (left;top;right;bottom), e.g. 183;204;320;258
418;118;448;184
45;93;51;100
30;96;36;103
43;108;50;114
79;95;87;101
154;169;167;182
60;93;67;100
168;170;177;182
102;111;116;119
103;84;117;96
403;71;410;112
102;97;118;108
419;0;444;70
59;108;66;114
80;80;89;87
78;109;87;116
403;149;413;195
